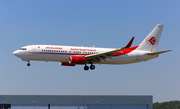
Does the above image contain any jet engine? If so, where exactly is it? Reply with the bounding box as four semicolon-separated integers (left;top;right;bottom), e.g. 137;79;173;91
60;62;76;66
69;56;86;64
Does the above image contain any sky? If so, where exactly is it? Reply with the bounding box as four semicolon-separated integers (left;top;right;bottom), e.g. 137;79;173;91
0;0;180;103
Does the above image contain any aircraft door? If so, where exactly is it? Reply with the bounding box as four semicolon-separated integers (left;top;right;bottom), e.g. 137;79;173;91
32;46;37;52
36;46;43;60
136;52;140;61
31;46;38;60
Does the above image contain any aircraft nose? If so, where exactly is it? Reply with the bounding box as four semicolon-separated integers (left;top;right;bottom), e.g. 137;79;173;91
13;50;20;57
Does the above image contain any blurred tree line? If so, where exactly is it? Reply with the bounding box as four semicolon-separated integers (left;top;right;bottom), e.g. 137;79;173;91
153;101;180;109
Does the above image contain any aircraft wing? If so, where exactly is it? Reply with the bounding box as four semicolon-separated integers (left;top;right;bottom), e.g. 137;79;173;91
85;37;134;63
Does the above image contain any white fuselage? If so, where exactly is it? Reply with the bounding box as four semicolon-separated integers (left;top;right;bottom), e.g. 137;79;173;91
13;24;170;70
13;45;157;65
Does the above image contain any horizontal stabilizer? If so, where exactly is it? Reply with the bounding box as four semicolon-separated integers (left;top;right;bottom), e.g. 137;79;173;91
148;50;172;55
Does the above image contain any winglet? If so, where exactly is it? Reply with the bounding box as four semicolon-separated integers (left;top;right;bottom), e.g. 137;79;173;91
124;37;135;48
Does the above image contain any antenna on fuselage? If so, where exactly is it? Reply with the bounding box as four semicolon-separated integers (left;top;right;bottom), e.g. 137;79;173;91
93;45;95;48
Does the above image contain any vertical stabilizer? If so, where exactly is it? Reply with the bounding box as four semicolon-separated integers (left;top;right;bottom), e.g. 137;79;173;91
136;24;164;52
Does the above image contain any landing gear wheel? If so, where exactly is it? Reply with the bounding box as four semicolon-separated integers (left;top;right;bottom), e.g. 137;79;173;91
90;65;95;70
84;66;89;71
27;63;30;66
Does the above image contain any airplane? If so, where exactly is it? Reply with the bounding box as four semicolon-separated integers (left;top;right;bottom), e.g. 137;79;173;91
13;24;171;71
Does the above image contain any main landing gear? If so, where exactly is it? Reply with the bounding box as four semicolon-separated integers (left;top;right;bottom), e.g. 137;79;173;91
84;66;89;71
84;64;95;71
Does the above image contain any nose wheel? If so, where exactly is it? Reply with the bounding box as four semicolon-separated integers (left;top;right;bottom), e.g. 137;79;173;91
27;62;30;66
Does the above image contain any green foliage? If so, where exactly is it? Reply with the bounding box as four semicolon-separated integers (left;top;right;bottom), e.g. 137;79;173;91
153;101;180;109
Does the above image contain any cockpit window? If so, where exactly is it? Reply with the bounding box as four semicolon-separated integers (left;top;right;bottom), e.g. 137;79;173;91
20;48;27;50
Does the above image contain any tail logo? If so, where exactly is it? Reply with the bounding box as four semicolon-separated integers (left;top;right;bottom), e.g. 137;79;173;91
146;37;158;45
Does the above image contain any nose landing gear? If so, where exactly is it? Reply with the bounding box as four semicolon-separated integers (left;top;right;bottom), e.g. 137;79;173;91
27;62;30;66
22;59;30;67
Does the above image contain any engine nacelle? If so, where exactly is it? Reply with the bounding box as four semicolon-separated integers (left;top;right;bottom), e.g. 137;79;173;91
60;62;76;66
69;56;86;64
